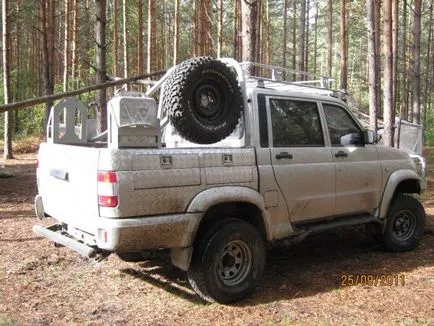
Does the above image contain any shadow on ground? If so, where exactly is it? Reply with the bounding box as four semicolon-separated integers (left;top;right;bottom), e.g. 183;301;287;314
121;226;434;306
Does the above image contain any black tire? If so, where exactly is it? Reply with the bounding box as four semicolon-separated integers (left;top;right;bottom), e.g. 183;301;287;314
187;219;265;304
382;194;426;252
163;57;243;144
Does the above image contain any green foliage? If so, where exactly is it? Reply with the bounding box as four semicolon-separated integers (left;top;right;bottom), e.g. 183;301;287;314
424;110;434;145
14;105;46;138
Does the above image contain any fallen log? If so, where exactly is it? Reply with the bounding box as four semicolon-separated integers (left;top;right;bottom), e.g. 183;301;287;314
0;70;166;114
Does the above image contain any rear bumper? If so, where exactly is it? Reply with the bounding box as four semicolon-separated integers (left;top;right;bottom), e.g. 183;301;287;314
34;195;202;254
92;213;202;251
33;224;96;258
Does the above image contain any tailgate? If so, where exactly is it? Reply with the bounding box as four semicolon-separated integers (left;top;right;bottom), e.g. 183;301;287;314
37;143;100;228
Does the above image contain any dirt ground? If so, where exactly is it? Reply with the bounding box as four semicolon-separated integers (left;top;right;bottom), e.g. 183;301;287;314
0;149;433;326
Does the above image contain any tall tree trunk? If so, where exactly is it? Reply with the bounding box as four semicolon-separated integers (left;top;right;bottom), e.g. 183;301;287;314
292;1;297;71
340;0;347;93
367;0;378;131
282;0;288;68
193;0;197;56
203;0;212;56
122;0;128;80
147;0;156;73
233;0;239;59
216;0;222;57
62;0;70;92
13;0;20;134
313;0;318;75
39;0;56;123
137;0;143;74
423;0;433;126
305;0;310;73
71;0;78;83
14;1;20;102
241;0;257;73
256;0;262;64
194;0;212;56
327;0;332;77
392;0;398;119
95;0;107;131
383;0;394;146
173;0;180;63
3;0;13;159
412;0;421;124
113;0;118;76
374;0;382;116
402;0;408;119
265;0;270;65
299;0;306;73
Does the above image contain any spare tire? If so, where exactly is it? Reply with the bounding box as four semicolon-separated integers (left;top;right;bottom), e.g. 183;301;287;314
163;57;243;144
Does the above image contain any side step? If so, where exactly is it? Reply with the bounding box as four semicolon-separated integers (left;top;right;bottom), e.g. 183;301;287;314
276;215;384;246
300;215;382;234
33;224;97;258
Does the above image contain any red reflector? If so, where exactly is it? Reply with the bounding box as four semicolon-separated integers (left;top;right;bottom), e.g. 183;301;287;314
97;171;118;183
98;195;118;207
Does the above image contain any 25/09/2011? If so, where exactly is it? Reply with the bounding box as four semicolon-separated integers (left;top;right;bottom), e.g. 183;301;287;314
340;273;406;286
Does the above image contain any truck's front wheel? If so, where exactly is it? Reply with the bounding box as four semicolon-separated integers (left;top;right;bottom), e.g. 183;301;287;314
381;194;426;252
188;219;265;303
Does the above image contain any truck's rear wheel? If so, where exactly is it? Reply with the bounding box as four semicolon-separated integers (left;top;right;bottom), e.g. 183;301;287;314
187;219;265;303
163;57;243;144
381;194;425;252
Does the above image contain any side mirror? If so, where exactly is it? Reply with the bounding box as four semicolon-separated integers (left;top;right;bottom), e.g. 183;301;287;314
341;132;362;146
363;130;377;144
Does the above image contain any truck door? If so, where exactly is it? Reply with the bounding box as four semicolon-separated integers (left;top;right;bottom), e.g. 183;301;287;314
268;97;336;223
321;103;382;216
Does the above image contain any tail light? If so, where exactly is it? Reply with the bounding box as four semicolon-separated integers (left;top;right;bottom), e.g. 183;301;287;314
98;195;118;208
97;171;119;208
97;171;117;183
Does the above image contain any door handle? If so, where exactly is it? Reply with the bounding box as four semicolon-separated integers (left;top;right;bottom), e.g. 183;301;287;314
50;168;69;181
276;152;293;160
334;151;348;158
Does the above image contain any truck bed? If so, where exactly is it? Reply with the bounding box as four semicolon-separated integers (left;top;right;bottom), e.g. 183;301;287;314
37;143;258;234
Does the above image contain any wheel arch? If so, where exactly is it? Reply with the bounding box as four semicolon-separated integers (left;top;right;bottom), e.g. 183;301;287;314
379;169;422;219
171;187;271;271
186;186;272;242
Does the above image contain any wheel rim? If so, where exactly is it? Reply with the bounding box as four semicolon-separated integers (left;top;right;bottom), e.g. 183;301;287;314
391;209;417;241
217;240;252;287
192;81;225;123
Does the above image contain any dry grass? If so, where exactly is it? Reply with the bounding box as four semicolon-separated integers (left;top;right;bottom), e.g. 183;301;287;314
0;136;43;155
0;150;433;325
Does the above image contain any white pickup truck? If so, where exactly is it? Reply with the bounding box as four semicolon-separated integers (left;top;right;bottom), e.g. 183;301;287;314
34;57;426;303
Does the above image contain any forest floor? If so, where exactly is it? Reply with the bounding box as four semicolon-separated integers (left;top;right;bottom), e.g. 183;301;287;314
0;146;433;325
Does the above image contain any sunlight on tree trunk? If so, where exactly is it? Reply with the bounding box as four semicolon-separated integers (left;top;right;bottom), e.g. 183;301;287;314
383;0;394;147
95;0;107;132
367;0;378;131
3;0;13;159
412;0;422;124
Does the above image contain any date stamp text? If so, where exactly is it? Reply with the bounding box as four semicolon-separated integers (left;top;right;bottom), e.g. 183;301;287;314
341;273;405;287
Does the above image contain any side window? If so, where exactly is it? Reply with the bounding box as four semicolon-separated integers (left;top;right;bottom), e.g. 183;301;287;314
270;99;324;147
323;104;363;146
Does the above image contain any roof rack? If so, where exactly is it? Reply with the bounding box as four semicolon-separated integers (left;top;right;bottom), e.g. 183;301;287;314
219;58;344;99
